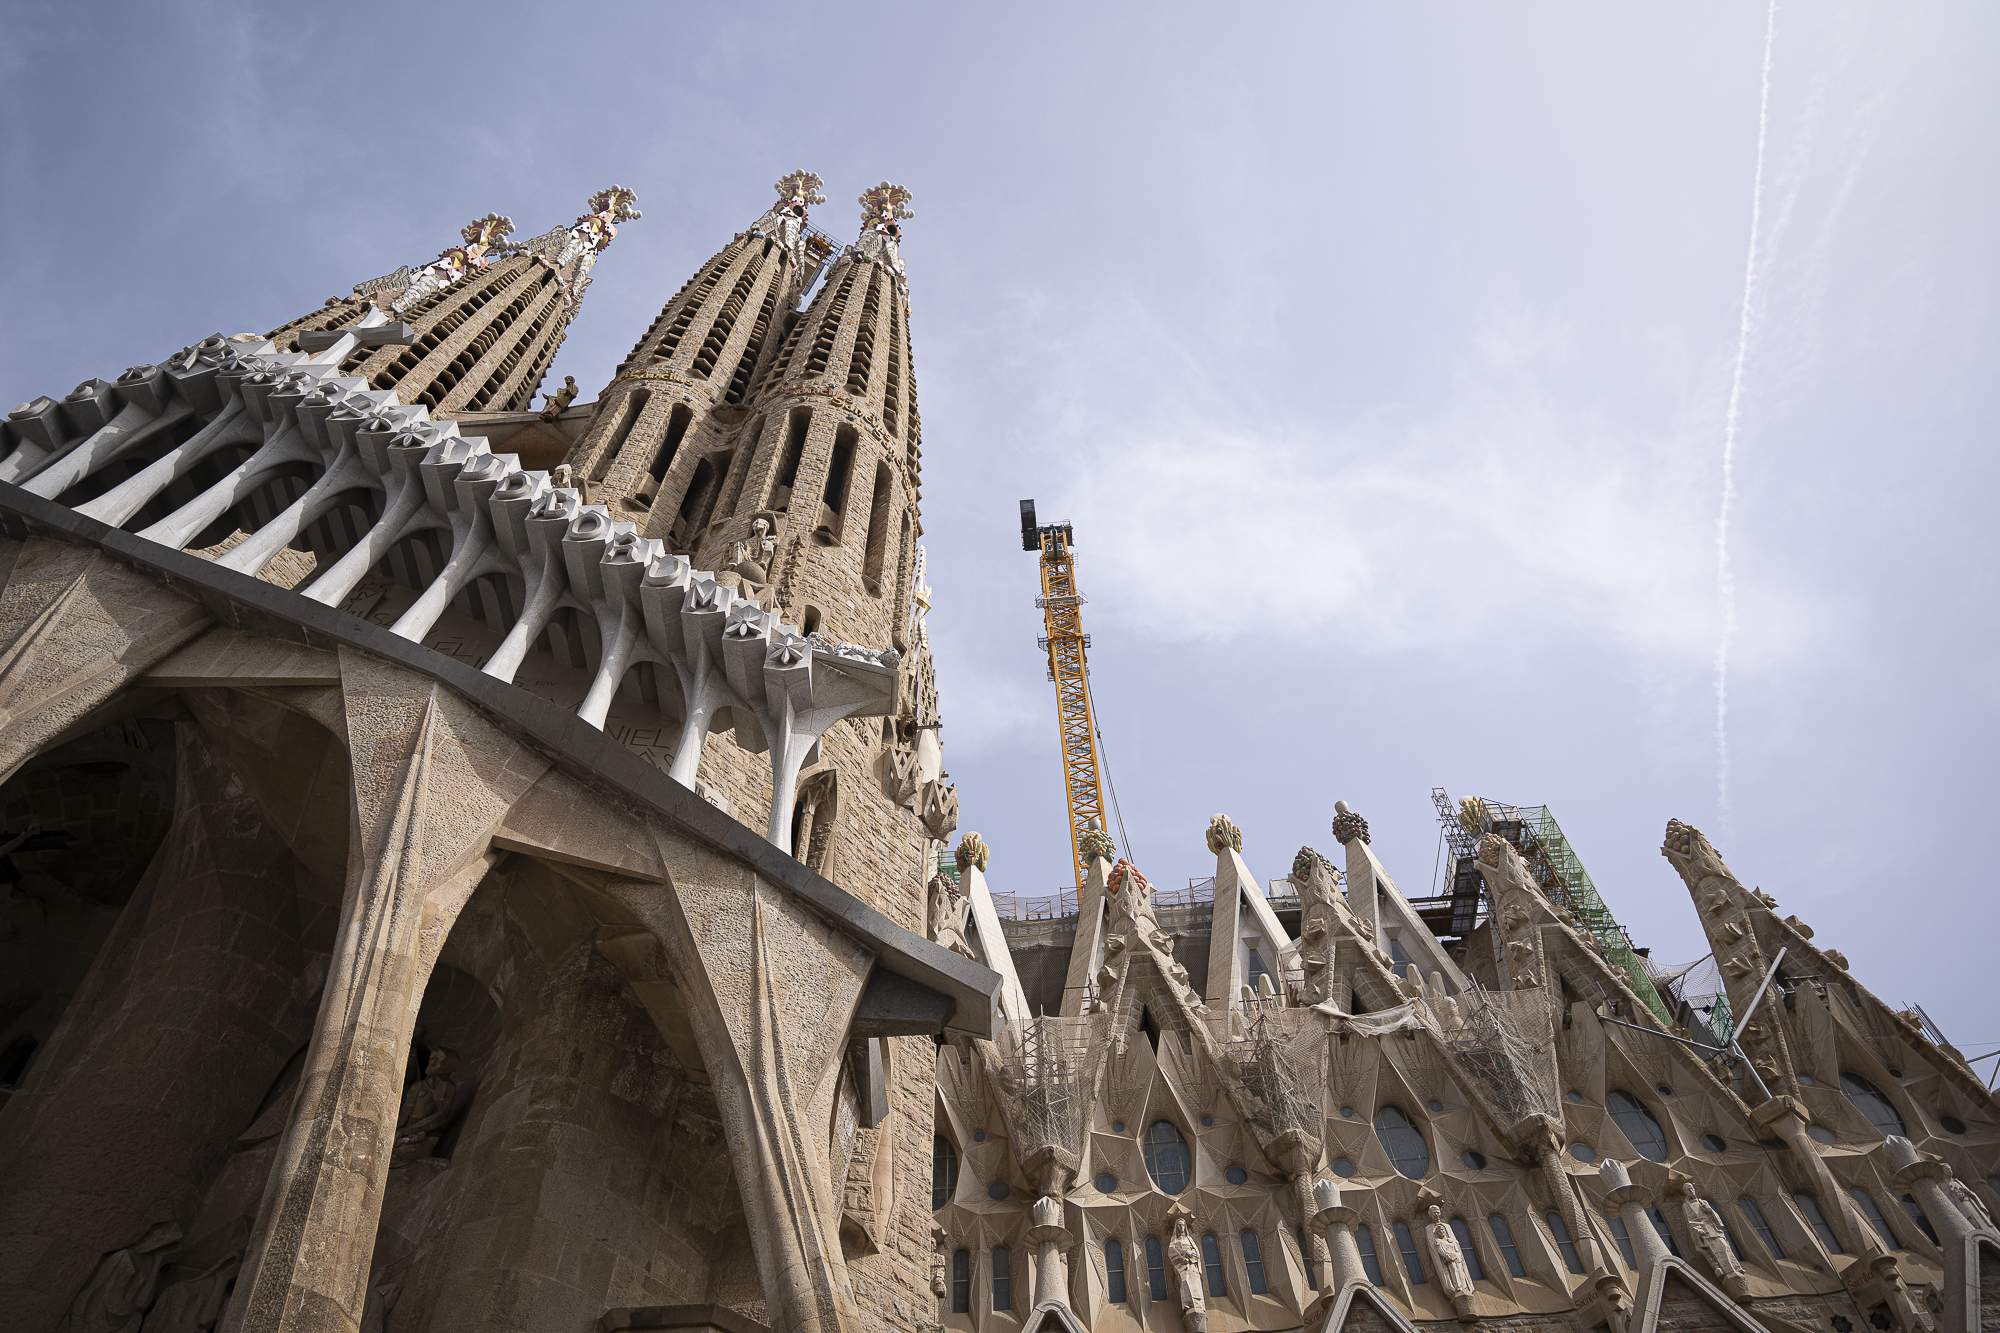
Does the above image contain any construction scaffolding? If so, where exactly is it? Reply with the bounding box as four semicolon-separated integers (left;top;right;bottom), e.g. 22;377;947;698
994;1014;1108;1169
1432;789;1674;1025
1223;1008;1327;1145
1440;987;1561;1127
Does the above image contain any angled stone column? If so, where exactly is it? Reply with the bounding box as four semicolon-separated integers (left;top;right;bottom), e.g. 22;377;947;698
595;844;875;1333
222;650;549;1333
0;537;211;783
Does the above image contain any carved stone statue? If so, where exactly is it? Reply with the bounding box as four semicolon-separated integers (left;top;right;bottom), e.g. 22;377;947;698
538;374;578;420
1944;1170;1995;1232
722;516;777;597
927;873;972;960
930;1225;949;1298
1679;1182;1744;1282
391;1047;461;1163
65;1221;180;1332
1293;847;1340;1006
1204;813;1242;855
1167;1212;1207;1333
1425;1204;1475;1300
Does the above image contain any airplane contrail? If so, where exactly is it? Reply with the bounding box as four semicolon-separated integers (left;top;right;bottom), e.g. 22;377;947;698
1715;0;1779;826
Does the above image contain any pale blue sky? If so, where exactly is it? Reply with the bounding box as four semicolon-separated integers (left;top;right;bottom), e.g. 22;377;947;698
4;3;1995;1049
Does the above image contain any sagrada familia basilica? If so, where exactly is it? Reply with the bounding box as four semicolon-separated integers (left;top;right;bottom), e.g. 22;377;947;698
0;170;1990;1333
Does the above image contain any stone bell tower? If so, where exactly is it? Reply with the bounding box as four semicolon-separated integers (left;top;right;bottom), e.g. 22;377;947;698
566;170;834;531
269;186;641;416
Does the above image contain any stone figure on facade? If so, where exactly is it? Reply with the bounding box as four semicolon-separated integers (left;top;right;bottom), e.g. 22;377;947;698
391;1047;463;1164
1293;846;1339;1006
1679;1182;1744;1283
538;374;578;420
1425;1204;1476;1300
721;515;777;598
928;872;973;960
1167;1211;1208;1333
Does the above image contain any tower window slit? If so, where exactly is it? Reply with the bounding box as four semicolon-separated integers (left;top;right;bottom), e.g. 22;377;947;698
804;267;858;378
692;264;758;378
815;425;856;542
883;302;905;435
845;270;882;395
641;403;694;502
769;409;809;511
861;462;894;591
589;389;650;485
725;277;783;403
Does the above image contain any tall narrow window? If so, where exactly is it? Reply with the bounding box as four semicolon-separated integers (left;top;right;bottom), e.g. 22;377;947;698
1392;1221;1426;1284
1145;1235;1168;1299
1199;1232;1228;1297
1839;1073;1906;1138
1646;1205;1681;1257
1296;1226;1321;1288
1488;1214;1526;1278
589;388;649;484
1246;947;1270;994
1851;1189;1897;1249
1792;1192;1843;1252
1375;1105;1430;1179
817;424;857;541
1544;1211;1584;1274
1899;1194;1937;1244
1450;1217;1486;1281
1143;1120;1191;1194
1355;1224;1386;1285
932;1136;958;1210
950;1248;969;1313
990;1246;1012;1311
861;461;894;591
1738;1197;1784;1258
1105;1238;1128;1303
647;402;692;487
1607;1090;1670;1162
669;455;721;548
1240;1230;1267;1295
770;408;809;510
1606;1212;1635;1267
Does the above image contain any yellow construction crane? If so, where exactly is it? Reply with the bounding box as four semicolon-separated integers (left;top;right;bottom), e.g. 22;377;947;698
1021;500;1109;890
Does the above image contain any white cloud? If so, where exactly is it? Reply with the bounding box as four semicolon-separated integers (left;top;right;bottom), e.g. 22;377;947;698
1005;292;1836;677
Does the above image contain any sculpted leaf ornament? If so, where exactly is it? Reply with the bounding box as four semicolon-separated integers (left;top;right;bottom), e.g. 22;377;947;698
955;831;989;874
1079;820;1117;864
1204;814;1242;855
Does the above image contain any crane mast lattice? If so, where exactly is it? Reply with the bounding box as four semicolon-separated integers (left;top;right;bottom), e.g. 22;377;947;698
1021;500;1107;890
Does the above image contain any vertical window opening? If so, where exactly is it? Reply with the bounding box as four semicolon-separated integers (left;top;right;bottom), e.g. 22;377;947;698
861;461;894;591
647;403;693;486
1450;1217;1486;1281
1144;1235;1168;1300
588;388;649;485
1544;1211;1584;1274
1488;1214;1526;1277
816;424;857;543
1199;1232;1228;1297
1738;1197;1784;1258
950;1248;969;1313
931;1136;958;1210
1240;1229;1267;1294
1392;1221;1426;1284
1105;1237;1128;1304
990;1246;1011;1311
1793;1192;1844;1253
770;408;809;511
1355;1224;1385;1284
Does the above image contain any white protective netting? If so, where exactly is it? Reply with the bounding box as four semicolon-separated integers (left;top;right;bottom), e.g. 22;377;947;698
1439;987;1560;1125
1223;1007;1329;1145
994;1013;1111;1164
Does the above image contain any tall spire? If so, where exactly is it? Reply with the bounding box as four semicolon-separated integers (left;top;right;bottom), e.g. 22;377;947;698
518;184;642;307
346;213;517;315
854;182;914;286
266;188;640;416
565;174;826;531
